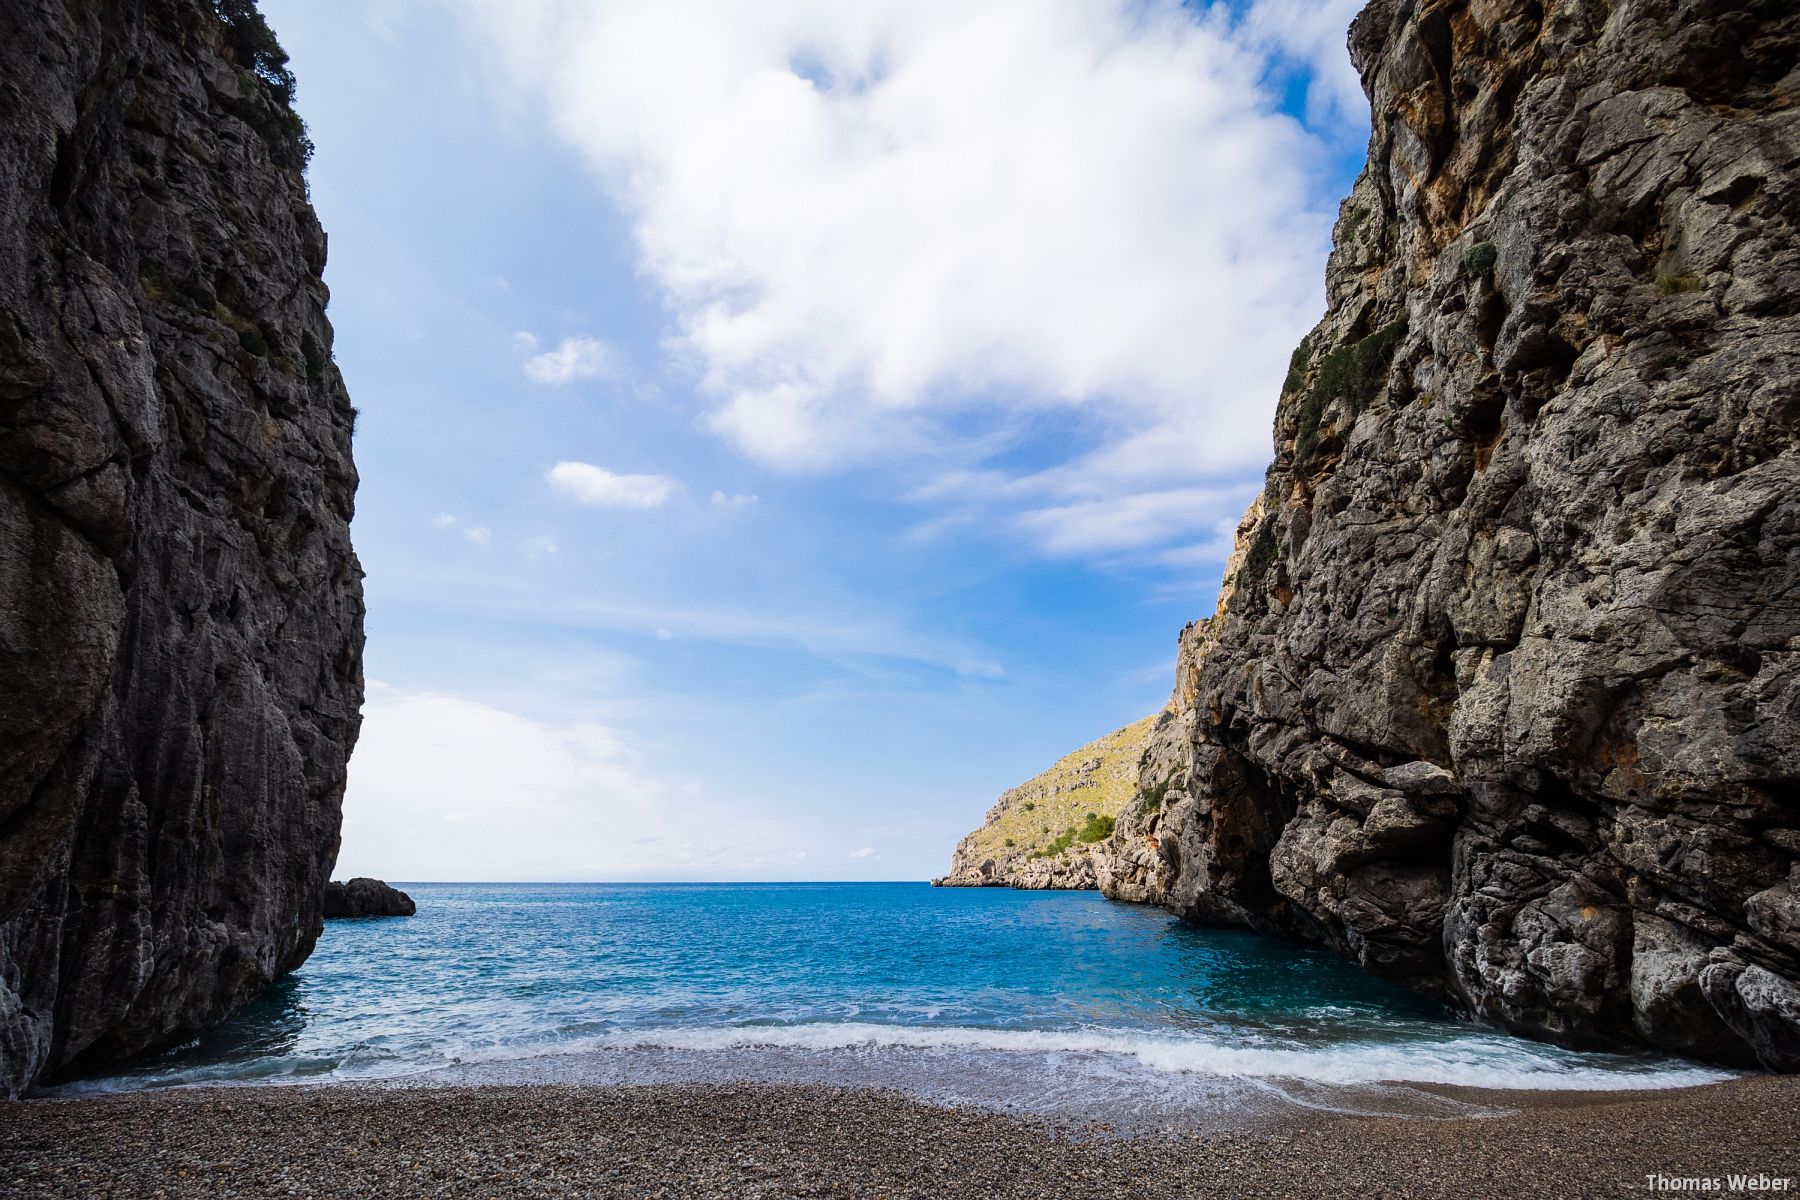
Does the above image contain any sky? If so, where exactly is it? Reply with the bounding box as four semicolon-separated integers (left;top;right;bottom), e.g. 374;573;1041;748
260;0;1371;882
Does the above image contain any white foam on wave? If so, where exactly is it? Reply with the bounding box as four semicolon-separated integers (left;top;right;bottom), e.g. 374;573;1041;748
448;1021;1736;1091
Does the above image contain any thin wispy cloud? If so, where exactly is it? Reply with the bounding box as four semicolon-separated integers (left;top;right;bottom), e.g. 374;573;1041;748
517;332;614;384
547;461;679;508
1014;484;1258;558
710;490;759;510
401;581;1005;679
430;512;496;546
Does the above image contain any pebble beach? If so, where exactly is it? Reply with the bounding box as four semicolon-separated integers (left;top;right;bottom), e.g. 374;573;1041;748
4;1075;1795;1199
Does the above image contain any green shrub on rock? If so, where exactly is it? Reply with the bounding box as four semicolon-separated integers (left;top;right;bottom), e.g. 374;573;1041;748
1295;319;1407;462
1077;813;1115;843
1462;241;1498;278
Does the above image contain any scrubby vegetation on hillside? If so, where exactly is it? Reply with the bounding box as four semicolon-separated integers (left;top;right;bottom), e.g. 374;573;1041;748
966;715;1155;863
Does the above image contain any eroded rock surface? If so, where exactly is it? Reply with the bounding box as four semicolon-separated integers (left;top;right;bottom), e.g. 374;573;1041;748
1131;0;1799;1069
323;879;414;919
0;0;362;1094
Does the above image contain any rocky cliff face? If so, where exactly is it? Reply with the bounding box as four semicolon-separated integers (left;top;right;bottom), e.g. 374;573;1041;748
935;716;1158;893
1118;0;1800;1070
0;0;363;1095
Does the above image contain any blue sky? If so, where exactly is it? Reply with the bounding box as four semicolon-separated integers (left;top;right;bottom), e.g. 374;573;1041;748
262;0;1369;881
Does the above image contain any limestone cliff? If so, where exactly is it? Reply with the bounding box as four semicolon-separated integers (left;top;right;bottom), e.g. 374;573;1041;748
0;0;363;1094
935;717;1158;893
1122;0;1800;1070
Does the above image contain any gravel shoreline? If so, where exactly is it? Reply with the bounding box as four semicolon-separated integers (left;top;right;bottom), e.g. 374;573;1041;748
3;1076;1795;1198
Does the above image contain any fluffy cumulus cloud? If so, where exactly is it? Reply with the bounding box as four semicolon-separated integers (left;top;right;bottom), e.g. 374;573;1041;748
461;0;1362;559
517;332;614;385
337;686;790;880
547;461;679;508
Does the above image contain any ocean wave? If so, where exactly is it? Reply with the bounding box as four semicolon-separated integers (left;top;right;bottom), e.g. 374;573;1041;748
445;1021;1737;1091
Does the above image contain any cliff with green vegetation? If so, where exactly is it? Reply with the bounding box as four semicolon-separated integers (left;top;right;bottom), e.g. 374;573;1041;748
934;716;1159;893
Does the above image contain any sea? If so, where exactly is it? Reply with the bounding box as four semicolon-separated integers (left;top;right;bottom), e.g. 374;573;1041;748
49;882;1736;1126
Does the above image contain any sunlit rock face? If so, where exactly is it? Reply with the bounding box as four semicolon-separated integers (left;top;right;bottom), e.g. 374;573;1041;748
936;716;1160;895
1129;0;1800;1069
0;0;363;1095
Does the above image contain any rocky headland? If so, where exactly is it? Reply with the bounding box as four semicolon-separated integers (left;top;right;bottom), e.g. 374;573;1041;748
964;0;1799;1072
935;716;1159;893
0;0;362;1095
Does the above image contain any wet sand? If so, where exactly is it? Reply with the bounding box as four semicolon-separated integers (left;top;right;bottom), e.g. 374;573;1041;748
2;1075;1795;1198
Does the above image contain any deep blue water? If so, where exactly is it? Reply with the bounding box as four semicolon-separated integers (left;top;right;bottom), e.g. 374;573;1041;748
58;883;1731;1119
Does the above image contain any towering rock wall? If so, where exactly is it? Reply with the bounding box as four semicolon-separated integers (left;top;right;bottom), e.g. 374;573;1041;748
0;0;363;1094
1119;0;1800;1070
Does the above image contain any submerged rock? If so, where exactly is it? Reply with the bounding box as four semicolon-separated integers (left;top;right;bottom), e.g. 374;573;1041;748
0;0;362;1095
323;879;415;919
1124;0;1800;1069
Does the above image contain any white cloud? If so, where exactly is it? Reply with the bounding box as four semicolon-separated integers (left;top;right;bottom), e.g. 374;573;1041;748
547;461;678;508
1240;0;1367;129
710;490;759;510
433;588;1003;677
521;334;614;384
1015;483;1255;558
432;512;459;528
525;534;560;558
464;526;492;545
337;687;788;879
849;847;877;860
456;0;1350;558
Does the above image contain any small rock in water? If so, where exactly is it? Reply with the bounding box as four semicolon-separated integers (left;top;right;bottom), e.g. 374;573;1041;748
322;878;416;918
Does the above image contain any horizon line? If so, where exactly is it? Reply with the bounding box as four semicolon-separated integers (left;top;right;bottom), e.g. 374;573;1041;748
358;878;942;886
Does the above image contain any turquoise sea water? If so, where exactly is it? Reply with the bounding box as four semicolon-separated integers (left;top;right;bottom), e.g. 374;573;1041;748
56;883;1733;1120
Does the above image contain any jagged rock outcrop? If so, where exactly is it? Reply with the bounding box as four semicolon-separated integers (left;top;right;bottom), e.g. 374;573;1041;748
0;0;362;1095
935;717;1158;893
322;879;414;919
1129;0;1800;1070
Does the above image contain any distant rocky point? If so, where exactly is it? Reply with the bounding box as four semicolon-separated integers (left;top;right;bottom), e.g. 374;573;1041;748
935;716;1164;899
323;879;415;919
